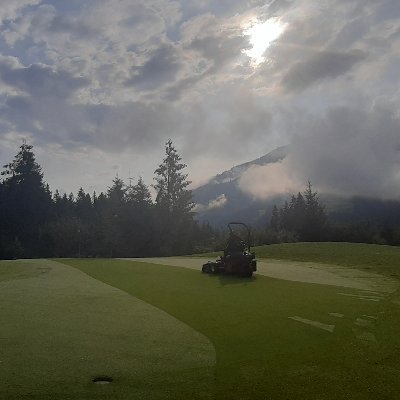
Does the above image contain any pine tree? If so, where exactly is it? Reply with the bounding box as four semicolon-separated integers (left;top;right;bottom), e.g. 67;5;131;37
103;177;127;257
124;177;154;256
76;187;93;221
2;142;44;187
302;181;328;241
107;176;126;205
127;177;153;207
153;139;194;255
270;205;280;231
1;142;53;256
154;139;193;215
269;182;328;243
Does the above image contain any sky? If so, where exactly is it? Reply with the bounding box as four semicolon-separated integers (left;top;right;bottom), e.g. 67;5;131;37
0;0;399;198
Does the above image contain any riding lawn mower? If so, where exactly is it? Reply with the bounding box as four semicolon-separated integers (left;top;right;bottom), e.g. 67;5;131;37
202;222;257;278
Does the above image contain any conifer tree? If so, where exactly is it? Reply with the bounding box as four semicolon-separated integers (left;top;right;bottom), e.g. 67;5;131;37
127;177;152;207
270;181;328;242
124;177;154;256
1;141;52;256
153;139;194;255
154;139;193;215
302;181;328;241
270;205;280;231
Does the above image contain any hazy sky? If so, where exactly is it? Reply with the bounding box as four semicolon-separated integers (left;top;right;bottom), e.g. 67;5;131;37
0;0;399;198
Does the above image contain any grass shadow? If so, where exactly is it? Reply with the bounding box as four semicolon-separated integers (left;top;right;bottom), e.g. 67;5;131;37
204;273;256;287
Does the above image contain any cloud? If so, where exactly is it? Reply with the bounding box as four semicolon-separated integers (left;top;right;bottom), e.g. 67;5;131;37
0;57;89;99
194;194;227;212
0;0;399;199
0;0;41;23
127;44;183;90
238;160;301;200
285;103;400;199
282;50;367;92
0;57;94;148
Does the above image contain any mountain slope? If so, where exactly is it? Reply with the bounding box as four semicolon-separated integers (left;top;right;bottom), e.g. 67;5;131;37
192;144;400;230
209;145;289;186
193;146;289;226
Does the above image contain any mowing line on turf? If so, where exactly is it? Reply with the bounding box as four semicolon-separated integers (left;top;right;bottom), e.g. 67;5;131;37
0;259;216;400
288;316;335;332
61;258;400;400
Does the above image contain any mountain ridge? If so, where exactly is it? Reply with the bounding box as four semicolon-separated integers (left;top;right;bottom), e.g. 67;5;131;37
208;145;289;185
192;146;289;226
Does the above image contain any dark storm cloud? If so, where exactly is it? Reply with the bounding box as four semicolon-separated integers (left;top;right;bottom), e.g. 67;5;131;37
282;50;367;92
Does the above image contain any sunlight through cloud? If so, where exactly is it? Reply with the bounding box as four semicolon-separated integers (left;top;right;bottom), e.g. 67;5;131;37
243;17;287;65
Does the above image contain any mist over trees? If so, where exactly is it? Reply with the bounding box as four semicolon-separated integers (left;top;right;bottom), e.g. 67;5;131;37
1;141;400;260
269;182;329;242
266;183;400;246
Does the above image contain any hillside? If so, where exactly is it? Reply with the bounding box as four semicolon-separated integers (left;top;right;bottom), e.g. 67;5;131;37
192;146;400;229
193;146;289;226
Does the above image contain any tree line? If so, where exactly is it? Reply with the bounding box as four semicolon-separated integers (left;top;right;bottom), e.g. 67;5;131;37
268;182;329;242
2;141;399;260
0;140;220;259
265;183;400;246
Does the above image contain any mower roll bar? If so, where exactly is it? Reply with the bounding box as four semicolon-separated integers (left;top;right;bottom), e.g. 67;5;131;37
227;222;251;252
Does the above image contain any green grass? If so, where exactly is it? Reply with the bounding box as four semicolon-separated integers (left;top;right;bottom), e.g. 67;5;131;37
0;260;42;282
0;260;214;400
2;243;400;399
197;242;400;279
64;257;400;400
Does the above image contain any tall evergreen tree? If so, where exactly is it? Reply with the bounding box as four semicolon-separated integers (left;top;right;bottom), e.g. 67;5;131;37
127;177;153;207
124;177;155;256
107;176;126;205
270;205;280;231
153;139;194;255
101;176;127;257
154;139;193;215
302;181;328;241
1;142;52;256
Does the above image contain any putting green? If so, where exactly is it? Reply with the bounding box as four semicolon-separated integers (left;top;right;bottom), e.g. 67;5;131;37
0;259;215;400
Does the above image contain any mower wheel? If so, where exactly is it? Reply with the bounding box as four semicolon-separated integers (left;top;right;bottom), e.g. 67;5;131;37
202;263;211;273
241;268;253;278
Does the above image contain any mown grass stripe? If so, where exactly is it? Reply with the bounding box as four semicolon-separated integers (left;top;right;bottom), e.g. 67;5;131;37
63;258;400;400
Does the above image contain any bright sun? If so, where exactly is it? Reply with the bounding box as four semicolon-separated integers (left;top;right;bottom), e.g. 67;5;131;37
243;17;287;65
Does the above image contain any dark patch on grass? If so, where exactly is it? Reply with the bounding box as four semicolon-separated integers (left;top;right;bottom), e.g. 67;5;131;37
92;376;113;384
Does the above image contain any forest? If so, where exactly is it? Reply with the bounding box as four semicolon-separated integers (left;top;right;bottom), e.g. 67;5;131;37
1;141;400;260
0;141;220;259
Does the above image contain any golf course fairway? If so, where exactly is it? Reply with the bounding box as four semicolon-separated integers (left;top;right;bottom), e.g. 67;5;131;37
0;259;214;400
1;242;400;399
